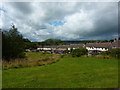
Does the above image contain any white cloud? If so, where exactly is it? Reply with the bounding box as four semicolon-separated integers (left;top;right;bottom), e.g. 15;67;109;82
52;10;94;39
1;2;118;41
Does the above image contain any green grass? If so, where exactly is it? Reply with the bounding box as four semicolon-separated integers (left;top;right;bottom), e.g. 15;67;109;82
3;57;118;88
25;52;54;60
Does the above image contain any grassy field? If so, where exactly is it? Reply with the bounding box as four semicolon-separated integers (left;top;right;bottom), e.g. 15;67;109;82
25;52;54;60
3;54;118;88
2;52;61;70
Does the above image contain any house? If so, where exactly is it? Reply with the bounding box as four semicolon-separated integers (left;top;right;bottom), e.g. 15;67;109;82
85;40;120;55
85;42;112;55
111;40;120;48
25;49;31;52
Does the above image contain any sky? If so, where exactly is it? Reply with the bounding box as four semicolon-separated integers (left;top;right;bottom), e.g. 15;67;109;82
0;2;118;41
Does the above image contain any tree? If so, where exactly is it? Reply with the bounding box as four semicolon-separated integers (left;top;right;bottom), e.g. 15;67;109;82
109;39;114;42
71;48;88;57
42;39;64;45
2;24;25;61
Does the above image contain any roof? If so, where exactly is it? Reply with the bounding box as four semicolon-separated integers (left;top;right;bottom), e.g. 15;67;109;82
38;40;120;49
57;44;84;48
85;42;113;49
85;40;120;49
39;44;84;48
111;40;120;48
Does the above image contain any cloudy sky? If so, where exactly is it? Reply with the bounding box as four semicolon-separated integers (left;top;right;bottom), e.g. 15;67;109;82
0;2;118;41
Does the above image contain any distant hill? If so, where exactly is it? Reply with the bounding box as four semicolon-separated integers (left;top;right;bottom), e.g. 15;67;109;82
63;40;105;44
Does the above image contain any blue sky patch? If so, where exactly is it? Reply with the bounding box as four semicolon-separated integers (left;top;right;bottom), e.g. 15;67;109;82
48;20;65;26
0;8;7;13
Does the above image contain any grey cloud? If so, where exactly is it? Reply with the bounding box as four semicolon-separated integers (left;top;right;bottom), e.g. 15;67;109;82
2;2;118;41
67;2;118;40
89;3;118;39
37;2;80;22
9;2;33;15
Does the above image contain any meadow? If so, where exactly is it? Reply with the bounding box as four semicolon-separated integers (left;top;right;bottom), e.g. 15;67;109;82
2;52;118;88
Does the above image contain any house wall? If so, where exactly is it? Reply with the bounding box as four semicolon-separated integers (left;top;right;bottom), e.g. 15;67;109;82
68;48;71;50
86;47;108;51
37;48;51;50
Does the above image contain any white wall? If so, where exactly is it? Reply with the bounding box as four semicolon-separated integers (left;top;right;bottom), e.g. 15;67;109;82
86;47;108;51
37;48;51;50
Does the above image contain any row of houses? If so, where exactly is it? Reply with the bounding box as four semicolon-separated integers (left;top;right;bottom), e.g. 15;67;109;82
26;40;120;55
86;40;120;55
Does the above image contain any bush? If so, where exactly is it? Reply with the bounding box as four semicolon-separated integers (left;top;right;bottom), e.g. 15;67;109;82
100;51;110;56
64;50;69;54
101;48;120;59
71;48;88;57
109;48;120;59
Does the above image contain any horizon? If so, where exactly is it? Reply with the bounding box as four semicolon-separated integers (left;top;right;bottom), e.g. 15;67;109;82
30;38;119;43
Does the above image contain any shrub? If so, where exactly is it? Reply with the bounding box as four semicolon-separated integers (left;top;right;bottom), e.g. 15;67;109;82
100;51;110;56
101;48;120;59
64;50;69;54
71;48;88;57
109;48;120;59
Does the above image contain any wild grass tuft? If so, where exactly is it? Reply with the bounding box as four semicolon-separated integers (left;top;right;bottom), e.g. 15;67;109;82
2;52;61;70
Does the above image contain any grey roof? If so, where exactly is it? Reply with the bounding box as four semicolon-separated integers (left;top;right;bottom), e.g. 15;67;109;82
38;40;120;49
111;40;120;48
85;42;113;49
39;44;84;48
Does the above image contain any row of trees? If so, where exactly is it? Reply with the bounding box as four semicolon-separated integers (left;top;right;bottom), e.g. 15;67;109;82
24;40;39;50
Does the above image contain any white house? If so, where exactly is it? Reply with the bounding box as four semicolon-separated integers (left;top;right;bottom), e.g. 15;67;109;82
85;42;113;55
86;47;108;51
37;47;52;51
